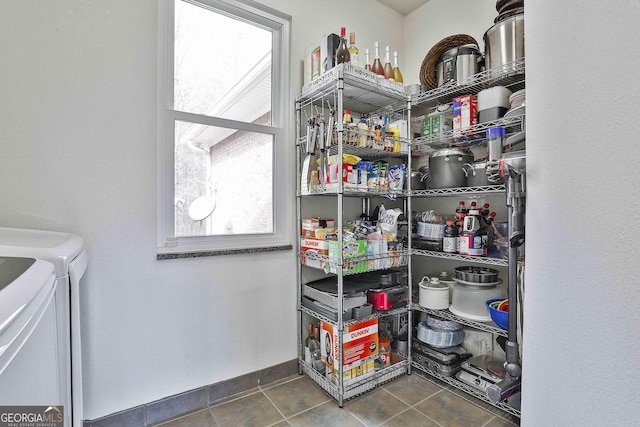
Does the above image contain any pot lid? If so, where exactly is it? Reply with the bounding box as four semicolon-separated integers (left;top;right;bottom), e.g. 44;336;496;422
431;148;472;157
439;44;480;61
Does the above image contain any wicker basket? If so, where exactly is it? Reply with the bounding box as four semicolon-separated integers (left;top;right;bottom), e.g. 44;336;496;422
419;34;479;89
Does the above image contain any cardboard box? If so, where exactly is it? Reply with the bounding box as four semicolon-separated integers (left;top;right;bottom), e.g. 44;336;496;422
320;318;379;369
320;33;340;74
301;218;336;237
453;94;478;138
304;44;321;85
300;237;329;269
326;239;368;274
325;359;376;386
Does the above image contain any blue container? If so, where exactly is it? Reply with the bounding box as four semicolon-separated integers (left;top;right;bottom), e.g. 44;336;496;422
486;298;509;330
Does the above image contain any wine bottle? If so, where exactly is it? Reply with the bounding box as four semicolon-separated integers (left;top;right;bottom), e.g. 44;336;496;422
393;51;404;83
304;323;313;364
383;45;394;80
309;326;324;372
371;42;385;76
349;32;359;67
364;48;372;71
336;27;351;65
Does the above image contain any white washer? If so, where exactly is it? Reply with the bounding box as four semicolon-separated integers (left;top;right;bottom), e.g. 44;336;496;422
0;257;60;406
0;228;87;427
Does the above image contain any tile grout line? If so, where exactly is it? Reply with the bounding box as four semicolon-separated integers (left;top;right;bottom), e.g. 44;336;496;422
260;389;290;425
209;388;263;408
275;397;334;423
343;407;378;427
207;406;221;427
405;388;447;427
379;383;443;408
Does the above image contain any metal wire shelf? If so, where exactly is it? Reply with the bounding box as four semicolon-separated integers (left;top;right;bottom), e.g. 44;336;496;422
411;304;507;336
413;113;525;151
411;249;508;266
299;249;410;272
411;185;506;197
299;304;408;330
412;363;521;418
412;58;526;116
299;358;409;406
298;63;408;115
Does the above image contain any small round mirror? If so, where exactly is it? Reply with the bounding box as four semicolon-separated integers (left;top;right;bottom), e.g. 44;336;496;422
188;196;216;221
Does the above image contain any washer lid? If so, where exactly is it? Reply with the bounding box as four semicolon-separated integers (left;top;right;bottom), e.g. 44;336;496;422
0;257;36;292
0;257;55;330
0;228;84;277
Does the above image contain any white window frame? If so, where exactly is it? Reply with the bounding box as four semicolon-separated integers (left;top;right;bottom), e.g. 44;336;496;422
157;0;292;255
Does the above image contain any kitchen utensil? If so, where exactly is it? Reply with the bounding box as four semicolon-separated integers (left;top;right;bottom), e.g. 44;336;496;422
463;160;495;187
320;104;335;185
483;13;525;71
410;170;427;190
416;321;464;347
428;148;473;189
458;355;507;391
450;282;503;322
509;89;525;108
301;114;318;191
426;316;461;331
454;266;500;283
486;298;509;330
420;34;479;89
418;276;450;309
412;344;469;377
436;44;483;87
477;86;512;123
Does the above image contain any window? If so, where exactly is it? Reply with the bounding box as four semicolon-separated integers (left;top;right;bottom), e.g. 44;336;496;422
157;0;292;254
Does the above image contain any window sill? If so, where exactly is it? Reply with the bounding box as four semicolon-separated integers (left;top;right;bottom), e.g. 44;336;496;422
156;244;293;260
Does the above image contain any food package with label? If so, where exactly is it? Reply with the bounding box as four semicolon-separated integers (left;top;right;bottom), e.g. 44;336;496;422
326;239;367;274
320;318;379;370
301;218;336;238
325;358;376;386
452;94;478;141
300;237;328;269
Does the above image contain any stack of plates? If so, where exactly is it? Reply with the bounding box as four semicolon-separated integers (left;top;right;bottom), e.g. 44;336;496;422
416;317;464;347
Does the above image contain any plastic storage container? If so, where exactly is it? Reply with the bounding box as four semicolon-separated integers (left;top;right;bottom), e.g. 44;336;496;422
449;282;503;322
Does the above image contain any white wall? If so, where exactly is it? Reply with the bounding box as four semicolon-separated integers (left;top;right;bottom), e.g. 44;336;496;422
256;0;405;90
522;1;640;425
0;0;403;421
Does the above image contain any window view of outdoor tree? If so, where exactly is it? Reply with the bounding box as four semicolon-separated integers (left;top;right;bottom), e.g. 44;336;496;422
173;0;274;237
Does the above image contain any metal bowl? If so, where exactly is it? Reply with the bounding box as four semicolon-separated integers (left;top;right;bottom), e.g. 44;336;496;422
454;266;500;283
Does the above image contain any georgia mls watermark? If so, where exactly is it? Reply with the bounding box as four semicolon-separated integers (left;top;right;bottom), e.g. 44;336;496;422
0;406;63;427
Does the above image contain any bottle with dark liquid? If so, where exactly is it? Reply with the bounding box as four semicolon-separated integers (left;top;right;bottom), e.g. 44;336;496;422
336;27;351;65
371;42;385;76
383;45;394;80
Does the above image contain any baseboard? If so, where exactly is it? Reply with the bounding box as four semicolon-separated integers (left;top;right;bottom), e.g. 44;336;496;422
83;358;298;427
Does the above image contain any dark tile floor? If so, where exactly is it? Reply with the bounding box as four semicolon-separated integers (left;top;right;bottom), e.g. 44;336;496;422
153;371;520;427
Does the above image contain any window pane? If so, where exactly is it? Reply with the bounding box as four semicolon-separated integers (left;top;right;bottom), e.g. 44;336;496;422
174;0;272;125
174;120;274;237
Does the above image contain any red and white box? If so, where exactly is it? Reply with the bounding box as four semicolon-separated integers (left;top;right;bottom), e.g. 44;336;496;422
453;94;478;138
320;318;379;370
300;237;329;268
301;218;335;237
